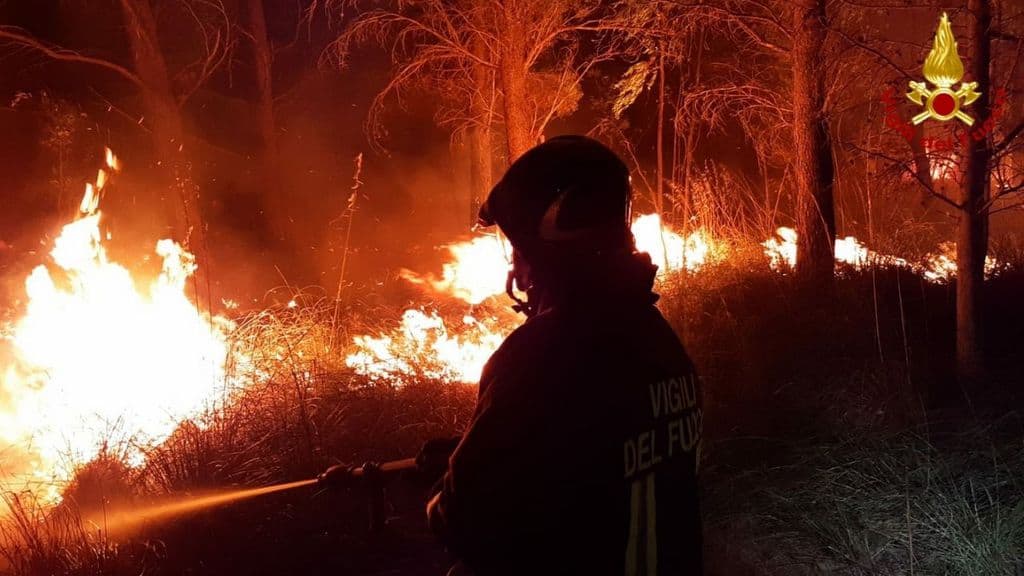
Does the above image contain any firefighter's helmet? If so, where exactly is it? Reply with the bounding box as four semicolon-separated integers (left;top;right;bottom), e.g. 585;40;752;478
478;135;633;259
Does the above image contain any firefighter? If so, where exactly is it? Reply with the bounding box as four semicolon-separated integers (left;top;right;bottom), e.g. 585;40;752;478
424;135;703;575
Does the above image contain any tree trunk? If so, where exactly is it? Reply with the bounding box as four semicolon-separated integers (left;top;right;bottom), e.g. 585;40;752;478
469;124;493;224
247;0;278;177
499;17;532;162
245;0;281;241
791;0;836;284
118;0;205;254
957;0;992;385
909;122;935;206
679;29;705;231
469;38;493;225
655;48;666;217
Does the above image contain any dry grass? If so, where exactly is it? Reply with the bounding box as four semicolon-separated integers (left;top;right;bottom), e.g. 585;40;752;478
738;417;1024;576
0;457;162;576
1;225;1023;575
0;295;477;575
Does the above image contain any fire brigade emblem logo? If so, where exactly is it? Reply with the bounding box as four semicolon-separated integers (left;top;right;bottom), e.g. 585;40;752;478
907;13;980;125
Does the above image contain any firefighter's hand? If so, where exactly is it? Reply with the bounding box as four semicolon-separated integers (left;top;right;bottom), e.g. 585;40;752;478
317;464;356;491
415;436;460;485
426;491;444;534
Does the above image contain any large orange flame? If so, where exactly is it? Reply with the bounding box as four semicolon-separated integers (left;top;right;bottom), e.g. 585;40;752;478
348;214;724;386
0;151;236;504
401;234;511;305
345;309;507;385
630;214;719;275
400;214;724;306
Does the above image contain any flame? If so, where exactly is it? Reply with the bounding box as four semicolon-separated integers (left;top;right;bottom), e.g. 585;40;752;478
834;235;870;268
763;227;799;271
922;242;1003;282
765;227;882;271
345;310;506;385
762;227;1002;281
402;214;721;308
0;152;236;504
349;214;723;386
923;245;958;281
105;147;120;172
402;234;512;305
923;13;964;88
924;142;958;182
630;214;718;274
350;217;1006;391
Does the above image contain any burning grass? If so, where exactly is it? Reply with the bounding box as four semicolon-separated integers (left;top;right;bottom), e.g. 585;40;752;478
1;255;1023;575
0;153;238;507
1;154;1023;574
0;294;478;575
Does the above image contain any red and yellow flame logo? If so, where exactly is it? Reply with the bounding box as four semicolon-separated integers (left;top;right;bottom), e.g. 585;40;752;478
906;13;980;125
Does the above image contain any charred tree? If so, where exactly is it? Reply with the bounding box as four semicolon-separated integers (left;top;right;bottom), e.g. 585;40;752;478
328;1;602;170
0;2;229;250
119;0;207;261
655;47;667;217
245;0;282;237
469;39;494;224
468;111;491;223
246;0;279;179
957;0;993;384
469;123;493;223
910;122;936;206
118;0;181;158
791;0;836;285
498;14;533;162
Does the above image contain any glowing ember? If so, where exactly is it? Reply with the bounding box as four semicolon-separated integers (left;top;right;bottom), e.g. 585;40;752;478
0;151;235;504
630;214;718;274
345;309;506;385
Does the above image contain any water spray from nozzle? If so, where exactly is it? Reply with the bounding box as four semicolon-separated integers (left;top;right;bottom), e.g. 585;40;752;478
89;479;319;532
87;458;421;533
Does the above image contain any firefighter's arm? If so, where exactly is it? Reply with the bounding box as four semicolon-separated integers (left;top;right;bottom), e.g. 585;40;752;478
426;377;535;555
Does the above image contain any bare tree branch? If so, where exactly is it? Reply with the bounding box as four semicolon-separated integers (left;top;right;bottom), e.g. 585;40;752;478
995;120;1024;155
0;26;145;89
827;25;913;80
843;139;962;212
174;0;236;105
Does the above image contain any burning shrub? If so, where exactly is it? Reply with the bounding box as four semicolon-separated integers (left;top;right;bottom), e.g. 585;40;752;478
0;152;238;506
346;308;509;386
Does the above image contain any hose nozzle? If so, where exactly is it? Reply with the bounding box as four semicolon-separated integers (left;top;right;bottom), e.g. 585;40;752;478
317;464;357;490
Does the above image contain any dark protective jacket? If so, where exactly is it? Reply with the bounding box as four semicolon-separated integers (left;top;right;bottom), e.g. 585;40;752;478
431;252;703;575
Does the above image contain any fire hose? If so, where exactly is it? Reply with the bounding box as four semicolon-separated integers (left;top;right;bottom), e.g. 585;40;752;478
92;439;459;533
316;458;419;532
316;437;460;531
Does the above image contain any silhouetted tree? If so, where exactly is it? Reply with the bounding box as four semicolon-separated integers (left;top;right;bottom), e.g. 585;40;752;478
931;0;1024;385
246;0;279;186
836;1;1024;385
0;0;233;262
791;0;836;285
318;0;612;219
